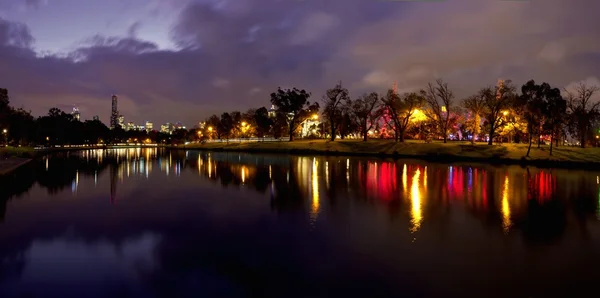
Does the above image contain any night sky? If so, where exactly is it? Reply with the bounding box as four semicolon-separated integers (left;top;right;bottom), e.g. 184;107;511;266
1;0;599;126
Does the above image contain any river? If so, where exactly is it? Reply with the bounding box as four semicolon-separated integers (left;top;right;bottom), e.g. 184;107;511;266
1;148;599;297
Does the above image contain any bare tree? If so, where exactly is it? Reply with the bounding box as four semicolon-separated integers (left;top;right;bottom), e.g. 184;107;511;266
421;79;455;143
462;94;486;144
482;80;517;145
322;82;350;141
351;92;380;141
381;90;423;142
565;82;600;148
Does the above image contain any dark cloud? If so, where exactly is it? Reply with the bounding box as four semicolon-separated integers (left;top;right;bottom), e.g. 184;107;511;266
1;0;600;126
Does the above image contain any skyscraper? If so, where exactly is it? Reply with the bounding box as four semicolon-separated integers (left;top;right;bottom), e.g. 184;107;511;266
110;95;119;129
72;106;80;121
145;121;153;132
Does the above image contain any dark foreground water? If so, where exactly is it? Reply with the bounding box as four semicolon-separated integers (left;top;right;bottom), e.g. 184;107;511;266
1;149;600;298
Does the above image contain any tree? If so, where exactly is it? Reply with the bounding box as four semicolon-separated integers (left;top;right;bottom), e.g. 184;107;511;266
253;107;273;138
482;80;517;145
520;80;547;156
462;94;486;144
270;87;313;141
519;80;566;156
545;88;566;155
565;82;600;148
229;111;242;138
380;90;424;142
351;92;380;141
421;79;455;143
219;112;233;141
322;82;350;141
205;115;221;139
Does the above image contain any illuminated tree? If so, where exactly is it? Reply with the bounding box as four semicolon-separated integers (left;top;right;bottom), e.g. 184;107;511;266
351;92;380;141
380;90;424;142
421;79;456;143
481;80;517;145
270;87;314;141
322;82;350;141
462;94;485;144
519;80;565;156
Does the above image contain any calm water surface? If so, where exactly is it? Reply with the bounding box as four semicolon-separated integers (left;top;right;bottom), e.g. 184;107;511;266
1;148;600;297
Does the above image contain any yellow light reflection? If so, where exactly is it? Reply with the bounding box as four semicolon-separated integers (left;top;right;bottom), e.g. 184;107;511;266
208;157;212;178
269;165;272;179
311;159;320;222
402;164;408;192
501;175;511;234
198;155;202;176
325;161;329;190
423;166;427;187
241;166;247;184
410;168;422;233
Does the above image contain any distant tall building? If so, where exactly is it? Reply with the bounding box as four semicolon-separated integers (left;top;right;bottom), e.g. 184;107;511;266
110;95;119;129
118;115;125;128
72;107;80;121
126;122;135;131
161;123;173;134
93;115;100;121
145;121;153;132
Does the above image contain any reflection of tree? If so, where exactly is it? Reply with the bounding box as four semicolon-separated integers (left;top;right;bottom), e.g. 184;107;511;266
0;163;36;222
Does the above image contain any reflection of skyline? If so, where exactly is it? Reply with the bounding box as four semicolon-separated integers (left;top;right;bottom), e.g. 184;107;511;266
5;150;600;298
2;148;600;238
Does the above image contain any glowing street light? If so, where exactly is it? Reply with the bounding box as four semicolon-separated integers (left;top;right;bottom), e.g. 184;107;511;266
241;121;247;127
208;126;213;132
503;111;509;116
2;129;7;146
312;114;318;120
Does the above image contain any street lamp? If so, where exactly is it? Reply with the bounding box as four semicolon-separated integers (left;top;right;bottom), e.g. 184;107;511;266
2;129;7;146
312;114;318;120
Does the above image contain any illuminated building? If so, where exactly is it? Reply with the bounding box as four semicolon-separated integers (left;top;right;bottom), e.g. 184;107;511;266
160;123;171;134
145;121;153;132
301;114;320;137
126;122;135;131
110;95;119;129
268;105;277;118
72;106;80;121
118;115;125;128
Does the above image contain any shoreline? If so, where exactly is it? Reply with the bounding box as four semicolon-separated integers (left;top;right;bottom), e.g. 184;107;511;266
171;140;600;171
0;157;33;176
2;140;600;171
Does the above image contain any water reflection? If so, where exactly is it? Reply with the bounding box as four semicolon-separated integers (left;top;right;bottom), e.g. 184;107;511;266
2;149;600;297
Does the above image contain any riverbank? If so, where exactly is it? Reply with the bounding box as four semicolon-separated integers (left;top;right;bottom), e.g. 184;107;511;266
179;139;600;170
0;157;32;175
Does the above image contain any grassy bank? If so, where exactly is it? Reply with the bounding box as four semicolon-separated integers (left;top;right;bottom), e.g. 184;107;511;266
0;146;36;158
181;139;600;169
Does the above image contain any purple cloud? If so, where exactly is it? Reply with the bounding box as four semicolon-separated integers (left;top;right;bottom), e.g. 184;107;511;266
0;0;599;127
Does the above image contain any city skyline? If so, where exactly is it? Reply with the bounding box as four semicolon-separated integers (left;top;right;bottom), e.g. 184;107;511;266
1;0;600;125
